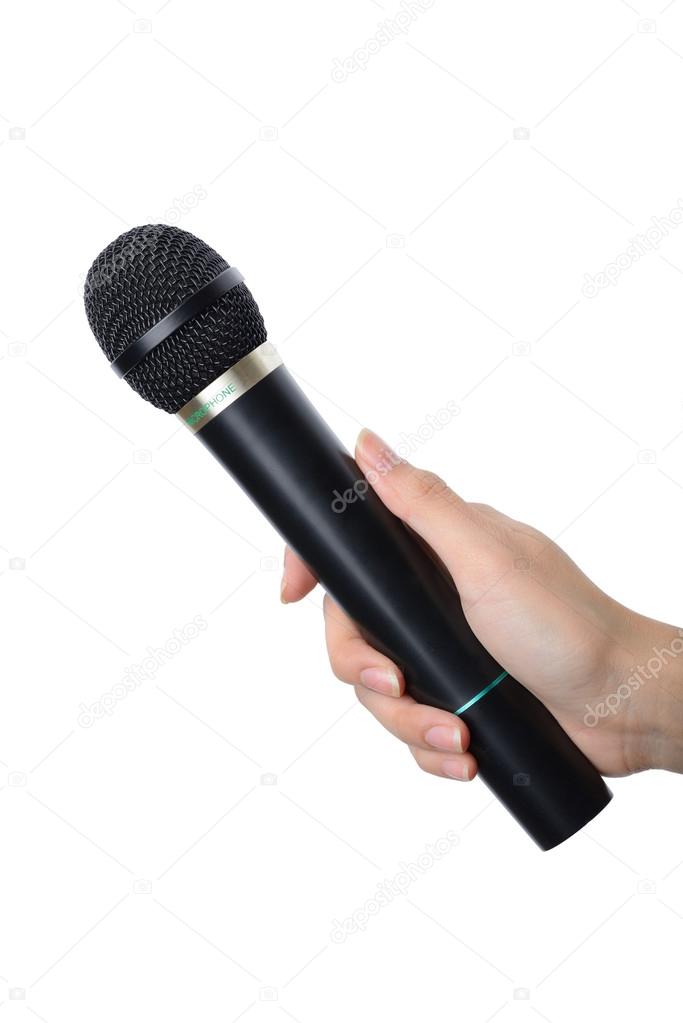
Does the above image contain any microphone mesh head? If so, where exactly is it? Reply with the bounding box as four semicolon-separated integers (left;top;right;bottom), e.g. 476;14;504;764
84;225;268;413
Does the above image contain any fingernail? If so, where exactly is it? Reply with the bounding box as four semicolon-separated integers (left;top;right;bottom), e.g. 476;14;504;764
443;760;472;781
425;726;463;753
280;577;289;604
357;429;402;470
359;667;401;697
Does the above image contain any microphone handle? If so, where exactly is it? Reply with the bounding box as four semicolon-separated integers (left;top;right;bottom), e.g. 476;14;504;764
194;364;612;850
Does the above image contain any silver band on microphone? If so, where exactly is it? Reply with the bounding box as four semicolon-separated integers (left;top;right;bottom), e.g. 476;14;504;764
177;342;282;433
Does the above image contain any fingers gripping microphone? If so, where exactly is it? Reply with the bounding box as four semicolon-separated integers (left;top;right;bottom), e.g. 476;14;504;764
84;225;612;850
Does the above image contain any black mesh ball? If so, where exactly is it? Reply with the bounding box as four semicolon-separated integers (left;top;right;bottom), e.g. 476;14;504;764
84;225;268;413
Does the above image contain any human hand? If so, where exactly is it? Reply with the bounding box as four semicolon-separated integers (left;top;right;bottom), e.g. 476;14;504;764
281;429;683;781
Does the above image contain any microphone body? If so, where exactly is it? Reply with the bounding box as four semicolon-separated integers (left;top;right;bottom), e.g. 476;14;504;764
185;350;612;850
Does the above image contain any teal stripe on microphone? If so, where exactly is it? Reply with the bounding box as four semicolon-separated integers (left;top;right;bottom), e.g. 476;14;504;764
454;670;509;716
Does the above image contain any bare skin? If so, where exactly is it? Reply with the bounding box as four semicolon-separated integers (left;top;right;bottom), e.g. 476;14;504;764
281;429;683;783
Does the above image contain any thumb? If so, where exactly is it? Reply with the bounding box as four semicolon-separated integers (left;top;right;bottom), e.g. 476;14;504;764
354;429;505;603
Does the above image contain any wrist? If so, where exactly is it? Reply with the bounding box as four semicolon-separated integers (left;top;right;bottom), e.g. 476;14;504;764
613;614;683;774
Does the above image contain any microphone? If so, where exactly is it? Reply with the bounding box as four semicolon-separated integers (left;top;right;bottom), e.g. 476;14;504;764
84;224;612;850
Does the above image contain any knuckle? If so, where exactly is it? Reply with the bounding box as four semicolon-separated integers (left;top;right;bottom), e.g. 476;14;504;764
411;469;452;505
469;502;497;517
394;702;416;738
328;654;352;685
409;747;434;775
328;660;343;682
512;526;555;567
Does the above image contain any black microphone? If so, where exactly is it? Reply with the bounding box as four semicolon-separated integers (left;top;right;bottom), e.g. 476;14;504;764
84;224;612;850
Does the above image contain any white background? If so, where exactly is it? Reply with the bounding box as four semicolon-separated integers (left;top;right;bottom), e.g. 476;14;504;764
1;1;683;1020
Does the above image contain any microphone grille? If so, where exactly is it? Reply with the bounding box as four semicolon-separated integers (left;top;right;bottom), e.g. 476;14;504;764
84;225;267;412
